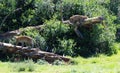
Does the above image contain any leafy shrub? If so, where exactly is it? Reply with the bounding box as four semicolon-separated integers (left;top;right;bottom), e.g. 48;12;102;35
0;0;118;57
0;0;35;32
55;0;84;20
110;43;120;54
33;0;54;24
43;0;117;56
55;39;76;56
109;0;120;15
82;0;117;55
0;0;16;31
41;18;70;52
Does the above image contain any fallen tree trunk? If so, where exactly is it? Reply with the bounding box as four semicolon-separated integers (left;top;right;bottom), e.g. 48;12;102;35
62;16;104;26
82;16;104;29
0;16;103;62
0;42;70;63
83;16;104;25
0;25;44;39
0;16;103;39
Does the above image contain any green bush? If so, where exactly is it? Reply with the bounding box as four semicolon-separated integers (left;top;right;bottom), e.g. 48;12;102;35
0;0;35;32
55;39;76;56
41;18;72;53
33;0;54;24
41;0;117;56
0;0;118;57
80;0;117;55
109;0;120;15
55;0;84;20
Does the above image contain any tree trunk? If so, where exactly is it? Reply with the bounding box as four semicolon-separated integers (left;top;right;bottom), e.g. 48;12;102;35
0;16;103;39
0;42;70;63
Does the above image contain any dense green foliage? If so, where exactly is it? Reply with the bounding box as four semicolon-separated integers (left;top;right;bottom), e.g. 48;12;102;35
0;0;119;57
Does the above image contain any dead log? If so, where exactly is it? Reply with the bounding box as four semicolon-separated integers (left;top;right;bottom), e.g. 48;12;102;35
0;30;20;40
83;16;104;25
0;16;104;41
82;16;104;29
0;42;70;63
62;16;104;27
0;25;44;39
0;16;104;39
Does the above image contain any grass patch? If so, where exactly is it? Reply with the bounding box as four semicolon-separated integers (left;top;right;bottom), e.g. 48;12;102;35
10;60;35;72
1;52;120;73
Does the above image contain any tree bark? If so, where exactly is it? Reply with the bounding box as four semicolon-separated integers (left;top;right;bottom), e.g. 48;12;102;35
0;16;103;39
0;42;70;63
0;25;44;39
83;16;104;25
0;16;103;63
